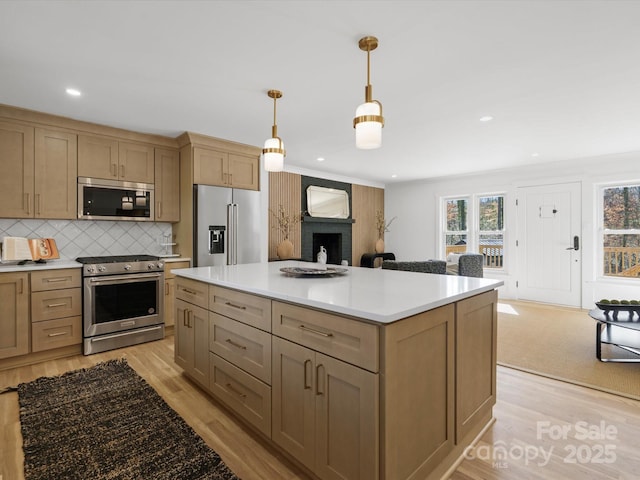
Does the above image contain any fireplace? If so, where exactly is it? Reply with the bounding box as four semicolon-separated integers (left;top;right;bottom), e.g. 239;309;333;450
300;176;353;265
313;233;342;265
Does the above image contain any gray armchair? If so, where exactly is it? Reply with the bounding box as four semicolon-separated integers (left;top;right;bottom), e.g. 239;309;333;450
458;254;484;278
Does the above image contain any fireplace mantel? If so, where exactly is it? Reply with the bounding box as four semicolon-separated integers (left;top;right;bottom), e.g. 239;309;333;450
302;215;355;224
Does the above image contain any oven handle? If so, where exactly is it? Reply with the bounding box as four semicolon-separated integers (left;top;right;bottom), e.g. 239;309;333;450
87;272;163;286
89;325;163;342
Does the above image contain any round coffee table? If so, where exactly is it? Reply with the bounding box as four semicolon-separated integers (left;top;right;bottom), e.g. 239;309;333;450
589;309;640;362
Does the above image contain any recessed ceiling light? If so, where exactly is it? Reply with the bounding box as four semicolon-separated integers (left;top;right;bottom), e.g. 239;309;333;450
65;88;82;97
479;116;493;122
391;174;397;178
317;157;325;162
531;152;539;157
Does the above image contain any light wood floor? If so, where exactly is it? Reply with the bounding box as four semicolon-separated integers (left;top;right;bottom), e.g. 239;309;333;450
1;336;639;480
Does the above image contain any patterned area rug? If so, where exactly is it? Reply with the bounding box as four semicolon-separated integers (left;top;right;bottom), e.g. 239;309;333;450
17;359;240;480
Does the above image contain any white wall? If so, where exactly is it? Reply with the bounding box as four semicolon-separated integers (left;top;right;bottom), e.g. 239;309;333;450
385;152;640;308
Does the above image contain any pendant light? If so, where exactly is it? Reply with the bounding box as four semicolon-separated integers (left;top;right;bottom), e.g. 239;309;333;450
263;89;285;172
353;36;384;149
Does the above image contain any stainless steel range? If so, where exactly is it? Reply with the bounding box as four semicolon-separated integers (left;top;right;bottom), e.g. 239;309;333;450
76;255;164;355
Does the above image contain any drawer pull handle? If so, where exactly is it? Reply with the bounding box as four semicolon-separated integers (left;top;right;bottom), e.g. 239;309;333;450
47;302;67;308
225;338;247;350
182;288;197;295
226;382;247;399
299;325;334;338
225;302;246;310
45;278;68;283
48;332;67;337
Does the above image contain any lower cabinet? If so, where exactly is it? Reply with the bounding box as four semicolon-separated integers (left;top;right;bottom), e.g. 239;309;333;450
174;278;497;480
272;336;378;480
164;260;191;328
0;272;29;359
175;298;209;388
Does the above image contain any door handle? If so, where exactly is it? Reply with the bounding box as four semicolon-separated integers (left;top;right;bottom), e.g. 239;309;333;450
566;236;579;251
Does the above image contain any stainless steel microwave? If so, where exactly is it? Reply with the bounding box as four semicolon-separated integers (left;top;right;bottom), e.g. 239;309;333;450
78;177;154;221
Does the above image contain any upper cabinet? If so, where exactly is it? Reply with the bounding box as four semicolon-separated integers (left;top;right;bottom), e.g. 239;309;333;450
0;121;77;219
154;148;180;222
78;134;154;183
193;147;259;190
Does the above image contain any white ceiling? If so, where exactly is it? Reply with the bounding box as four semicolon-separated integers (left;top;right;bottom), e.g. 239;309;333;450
2;0;640;186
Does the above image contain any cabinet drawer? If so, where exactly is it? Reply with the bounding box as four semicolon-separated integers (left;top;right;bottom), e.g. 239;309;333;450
175;277;209;309
210;286;271;332
164;260;191;279
31;268;81;291
31;287;81;322
210;313;271;384
272;301;379;372
32;316;82;352
209;353;271;438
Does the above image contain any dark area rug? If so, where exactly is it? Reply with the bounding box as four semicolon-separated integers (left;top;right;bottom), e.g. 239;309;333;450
17;359;240;480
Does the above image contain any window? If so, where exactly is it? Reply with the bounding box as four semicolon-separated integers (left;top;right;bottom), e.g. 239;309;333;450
478;195;504;268
602;184;640;278
444;197;468;254
442;194;505;269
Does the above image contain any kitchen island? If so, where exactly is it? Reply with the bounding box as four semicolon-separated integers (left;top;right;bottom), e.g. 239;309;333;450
173;261;503;480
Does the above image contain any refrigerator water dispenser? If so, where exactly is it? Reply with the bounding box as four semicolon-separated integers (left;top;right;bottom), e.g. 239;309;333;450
209;225;226;254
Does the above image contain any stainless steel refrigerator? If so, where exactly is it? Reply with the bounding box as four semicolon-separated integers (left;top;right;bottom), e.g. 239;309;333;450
193;185;262;267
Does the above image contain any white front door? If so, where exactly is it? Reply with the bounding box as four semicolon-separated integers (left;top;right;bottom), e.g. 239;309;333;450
516;182;582;307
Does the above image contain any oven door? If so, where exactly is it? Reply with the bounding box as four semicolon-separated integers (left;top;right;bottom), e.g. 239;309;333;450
83;272;164;337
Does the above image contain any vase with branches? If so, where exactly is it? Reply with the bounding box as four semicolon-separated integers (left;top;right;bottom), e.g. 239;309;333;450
270;204;300;259
375;210;396;253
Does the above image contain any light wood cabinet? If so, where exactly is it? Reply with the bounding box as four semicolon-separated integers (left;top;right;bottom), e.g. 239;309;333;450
163;260;191;328
0;122;77;219
272;336;378;480
173;277;498;480
30;269;82;353
193;147;259;190
455;290;497;442
0;273;30;359
78;134;154;183
154;148;180;222
175;297;209;388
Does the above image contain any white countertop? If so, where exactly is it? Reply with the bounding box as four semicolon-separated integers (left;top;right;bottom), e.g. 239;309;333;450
0;259;82;273
173;261;504;324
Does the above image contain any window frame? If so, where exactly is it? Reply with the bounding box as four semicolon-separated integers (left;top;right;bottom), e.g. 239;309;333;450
598;182;640;280
440;192;507;271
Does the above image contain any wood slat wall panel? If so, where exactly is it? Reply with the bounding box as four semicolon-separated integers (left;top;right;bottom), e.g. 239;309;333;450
352;184;384;266
268;172;302;260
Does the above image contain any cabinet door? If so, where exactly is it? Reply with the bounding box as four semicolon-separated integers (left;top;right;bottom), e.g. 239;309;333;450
119;142;154;183
78;134;118;179
228;153;259;190
174;298;193;370
154;148;180;222
193;147;227;186
315;352;378;480
455;290;497;442
164;278;175;327
272;336;316;471
34;128;77;219
0;273;29;359
174;299;209;388
0;121;34;218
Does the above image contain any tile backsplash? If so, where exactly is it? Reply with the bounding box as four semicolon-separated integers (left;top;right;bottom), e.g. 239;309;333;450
0;219;172;260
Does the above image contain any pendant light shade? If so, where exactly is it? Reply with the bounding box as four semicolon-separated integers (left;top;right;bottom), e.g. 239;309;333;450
353;36;384;149
263;90;285;172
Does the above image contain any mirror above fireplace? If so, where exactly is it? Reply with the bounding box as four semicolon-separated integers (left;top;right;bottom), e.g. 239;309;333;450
306;185;350;219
